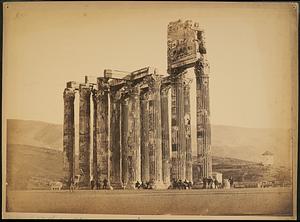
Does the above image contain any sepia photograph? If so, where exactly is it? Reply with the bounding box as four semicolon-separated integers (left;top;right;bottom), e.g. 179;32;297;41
2;1;298;219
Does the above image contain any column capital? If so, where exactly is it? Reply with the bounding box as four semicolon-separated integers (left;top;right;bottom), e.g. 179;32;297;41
97;77;110;92
63;88;75;101
140;89;150;101
195;55;210;77
161;85;171;97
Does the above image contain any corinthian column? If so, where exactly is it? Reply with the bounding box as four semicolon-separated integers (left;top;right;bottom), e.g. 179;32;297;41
121;96;129;187
140;89;150;183
183;78;192;182
125;85;141;189
110;87;123;189
92;89;98;184
96;78;110;188
63;88;75;187
171;74;187;181
161;85;171;186
195;54;212;179
79;84;91;187
148;76;164;189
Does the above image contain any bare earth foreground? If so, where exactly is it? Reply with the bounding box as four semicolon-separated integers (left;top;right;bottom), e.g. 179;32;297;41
6;188;292;216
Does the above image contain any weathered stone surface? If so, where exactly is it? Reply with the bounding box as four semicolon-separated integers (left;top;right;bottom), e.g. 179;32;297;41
195;53;212;178
121;97;129;187
125;85;141;188
183;78;192;182
170;74;187;181
161;85;171;186
79;85;91;187
140;90;150;183
96;78;110;187
109;88;123;189
167;19;199;72
148;76;164;189
63;88;75;187
92;90;98;183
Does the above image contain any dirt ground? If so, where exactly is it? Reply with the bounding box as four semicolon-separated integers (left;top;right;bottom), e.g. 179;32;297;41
4;187;293;218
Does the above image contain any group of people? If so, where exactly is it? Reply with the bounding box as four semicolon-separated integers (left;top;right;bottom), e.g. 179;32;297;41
135;181;154;189
202;177;220;189
90;178;109;190
168;179;193;189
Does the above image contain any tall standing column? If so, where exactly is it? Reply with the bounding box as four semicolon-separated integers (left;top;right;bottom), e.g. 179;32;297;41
171;75;186;181
183;78;193;182
110;88;123;189
92;89;98;184
195;30;212;179
121;96;129;187
79;84;91;187
96;78;110;188
140;90;150;183
125;85;141;188
161;85;171;186
148;76;164;189
63;88;75;187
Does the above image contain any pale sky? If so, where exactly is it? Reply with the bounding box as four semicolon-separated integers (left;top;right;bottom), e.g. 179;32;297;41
3;2;297;129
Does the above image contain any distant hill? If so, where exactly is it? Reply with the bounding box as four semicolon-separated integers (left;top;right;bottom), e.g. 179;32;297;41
6;119;292;167
6;144;291;190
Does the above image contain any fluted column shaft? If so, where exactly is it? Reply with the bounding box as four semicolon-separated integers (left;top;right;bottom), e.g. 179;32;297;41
171;76;186;181
63;88;75;187
161;86;171;186
140;91;150;183
195;54;212;178
96;78;110;186
125;86;141;188
79;85;91;187
121;97;129;186
92;90;98;183
110;88;123;188
148;77;164;188
183;81;192;182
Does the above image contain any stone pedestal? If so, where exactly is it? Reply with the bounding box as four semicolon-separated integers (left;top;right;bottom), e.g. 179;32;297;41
63;88;75;187
79;84;91;187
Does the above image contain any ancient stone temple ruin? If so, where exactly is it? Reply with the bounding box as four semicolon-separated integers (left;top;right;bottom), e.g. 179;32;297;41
63;19;212;189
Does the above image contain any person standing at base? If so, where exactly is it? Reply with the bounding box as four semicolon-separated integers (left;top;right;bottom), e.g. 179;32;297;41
103;178;108;189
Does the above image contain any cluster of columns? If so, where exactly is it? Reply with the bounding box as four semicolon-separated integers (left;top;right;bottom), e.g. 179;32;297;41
63;19;212;189
167;19;212;181
63;69;179;189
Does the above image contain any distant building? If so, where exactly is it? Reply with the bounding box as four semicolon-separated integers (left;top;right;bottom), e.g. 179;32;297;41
261;151;274;166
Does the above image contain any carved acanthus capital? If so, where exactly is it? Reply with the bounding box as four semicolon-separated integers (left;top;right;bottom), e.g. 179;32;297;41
160;85;171;97
110;87;124;101
79;85;91;99
140;90;150;101
63;88;75;102
97;78;110;92
197;30;207;54
195;55;210;77
147;75;162;93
